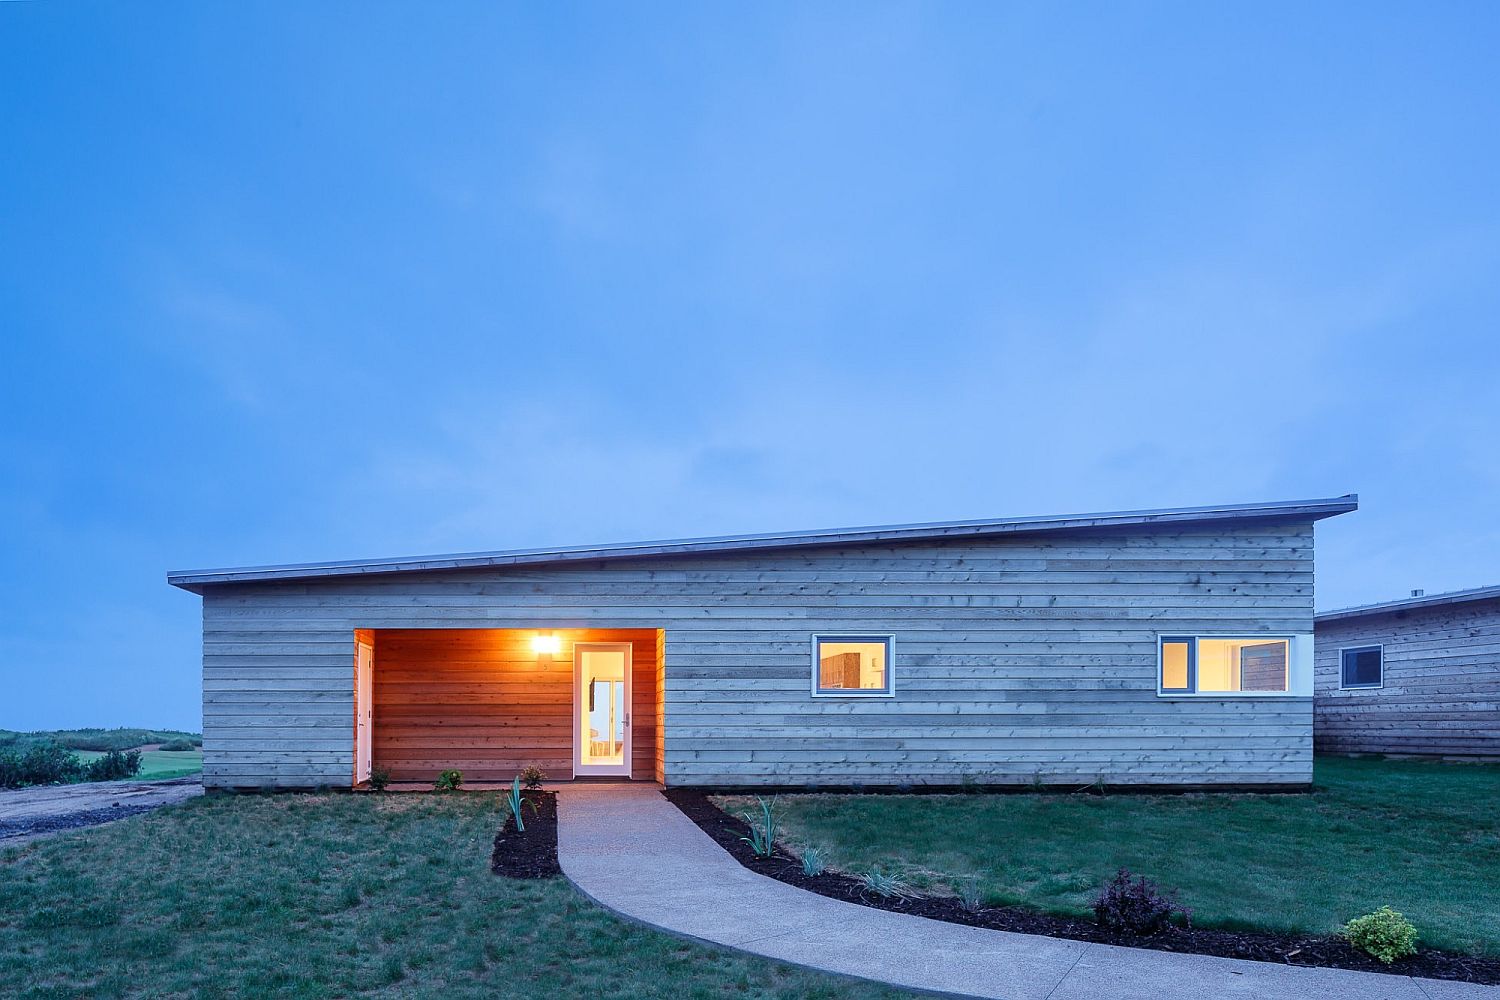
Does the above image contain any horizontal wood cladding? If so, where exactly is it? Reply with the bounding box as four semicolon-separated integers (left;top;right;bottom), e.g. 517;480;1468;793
200;522;1317;789
1314;600;1500;758
370;628;658;783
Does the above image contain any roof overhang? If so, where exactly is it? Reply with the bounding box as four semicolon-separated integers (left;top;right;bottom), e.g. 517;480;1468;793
1316;583;1500;624
168;494;1358;594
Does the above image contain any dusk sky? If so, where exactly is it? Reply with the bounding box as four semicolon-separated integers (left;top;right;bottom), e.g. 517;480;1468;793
3;4;1498;731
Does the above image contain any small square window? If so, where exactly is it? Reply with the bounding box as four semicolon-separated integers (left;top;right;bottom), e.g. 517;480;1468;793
1340;646;1382;689
813;636;893;696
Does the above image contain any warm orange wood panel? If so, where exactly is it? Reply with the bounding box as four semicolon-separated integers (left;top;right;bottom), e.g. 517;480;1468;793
371;628;659;783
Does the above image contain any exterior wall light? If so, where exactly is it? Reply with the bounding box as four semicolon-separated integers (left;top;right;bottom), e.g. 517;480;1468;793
532;633;561;655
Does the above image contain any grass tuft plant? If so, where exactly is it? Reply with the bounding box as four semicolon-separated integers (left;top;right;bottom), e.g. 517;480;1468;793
504;775;537;832
1344;906;1419;964
800;846;826;877
957;876;983;913
738;796;779;858
859;869;918;900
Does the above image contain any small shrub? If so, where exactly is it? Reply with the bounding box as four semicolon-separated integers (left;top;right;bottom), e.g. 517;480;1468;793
800;846;826;877
859;869;918;900
738;797;779;858
0;742;83;788
519;765;546;790
82;749;142;782
1344;906;1419;964
158;738;196;752
1092;868;1191;936
957;877;983;913
433;769;463;792
367;766;391;792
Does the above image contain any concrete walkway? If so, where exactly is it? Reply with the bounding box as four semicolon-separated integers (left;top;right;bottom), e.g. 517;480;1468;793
556;784;1491;1000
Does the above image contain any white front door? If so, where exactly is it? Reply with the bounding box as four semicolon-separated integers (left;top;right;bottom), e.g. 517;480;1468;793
573;642;632;777
355;641;373;784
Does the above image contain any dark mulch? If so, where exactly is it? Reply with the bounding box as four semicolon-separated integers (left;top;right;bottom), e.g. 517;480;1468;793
664;788;1500;987
491;790;559;878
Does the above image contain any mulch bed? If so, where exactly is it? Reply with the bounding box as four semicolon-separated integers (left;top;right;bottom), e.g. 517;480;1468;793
490;790;559;878
665;788;1500;986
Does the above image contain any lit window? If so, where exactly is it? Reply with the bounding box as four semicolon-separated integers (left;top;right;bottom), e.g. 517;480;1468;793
1340;645;1382;689
1158;636;1290;694
813;636;892;696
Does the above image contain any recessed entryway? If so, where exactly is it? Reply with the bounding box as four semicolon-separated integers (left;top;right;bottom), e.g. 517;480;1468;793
573;642;633;777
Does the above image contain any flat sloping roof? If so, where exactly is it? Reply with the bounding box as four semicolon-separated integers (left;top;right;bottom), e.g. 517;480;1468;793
167;494;1357;593
1315;583;1500;624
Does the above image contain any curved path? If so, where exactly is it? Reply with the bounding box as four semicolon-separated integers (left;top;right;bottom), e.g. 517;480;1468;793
557;783;1489;1000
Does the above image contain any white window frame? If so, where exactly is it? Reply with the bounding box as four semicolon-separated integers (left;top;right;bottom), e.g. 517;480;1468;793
1338;643;1384;690
810;634;895;698
1155;633;1311;698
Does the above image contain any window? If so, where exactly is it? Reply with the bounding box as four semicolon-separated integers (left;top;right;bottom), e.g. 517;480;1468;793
812;636;893;696
1158;636;1290;694
1340;645;1383;689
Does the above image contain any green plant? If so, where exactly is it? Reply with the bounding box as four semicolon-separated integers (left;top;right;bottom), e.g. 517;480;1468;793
738;796;779;858
81;749;142;782
859;869;917;900
1344;906;1419;964
504;775;537;832
367;765;392;792
433;769;463;792
158;738;197;752
0;741;83;788
957;876;983;913
520;765;546;790
800;846;826;877
1093;868;1191;935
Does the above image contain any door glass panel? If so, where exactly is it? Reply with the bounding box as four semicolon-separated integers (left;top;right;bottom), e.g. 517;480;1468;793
580;648;626;767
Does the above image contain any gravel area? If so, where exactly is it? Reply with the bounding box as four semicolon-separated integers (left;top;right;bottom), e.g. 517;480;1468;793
0;776;202;845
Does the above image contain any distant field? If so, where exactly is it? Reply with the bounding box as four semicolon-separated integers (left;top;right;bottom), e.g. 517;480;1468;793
74;749;203;781
0;728;202;753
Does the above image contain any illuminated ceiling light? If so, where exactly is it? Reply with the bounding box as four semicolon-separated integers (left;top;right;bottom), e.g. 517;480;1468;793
532;634;561;655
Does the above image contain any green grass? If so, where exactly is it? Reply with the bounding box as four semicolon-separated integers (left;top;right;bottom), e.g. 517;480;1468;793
0;793;902;1000
720;756;1500;956
73;749;203;781
0;729;201;753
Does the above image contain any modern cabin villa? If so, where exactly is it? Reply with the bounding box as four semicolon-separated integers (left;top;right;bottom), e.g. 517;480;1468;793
168;496;1358;790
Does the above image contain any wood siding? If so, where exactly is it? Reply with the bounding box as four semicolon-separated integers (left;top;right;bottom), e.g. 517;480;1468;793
200;520;1317;789
1314;599;1500;758
370;628;659;783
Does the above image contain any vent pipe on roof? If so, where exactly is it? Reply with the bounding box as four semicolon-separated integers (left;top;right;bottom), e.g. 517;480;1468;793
1411;589;1425;598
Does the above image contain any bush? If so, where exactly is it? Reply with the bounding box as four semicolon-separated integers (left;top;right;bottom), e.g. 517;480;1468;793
158;738;197;752
520;765;546;790
0;742;83;788
1344;906;1419;964
1093;868;1191;936
81;749;142;782
434;769;463;792
367;765;392;792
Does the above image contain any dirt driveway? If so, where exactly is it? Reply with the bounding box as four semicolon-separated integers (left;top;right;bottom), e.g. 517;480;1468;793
0;776;202;846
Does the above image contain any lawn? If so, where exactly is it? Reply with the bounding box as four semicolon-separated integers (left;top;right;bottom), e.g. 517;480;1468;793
0;792;902;1000
74;749;203;781
720;756;1500;956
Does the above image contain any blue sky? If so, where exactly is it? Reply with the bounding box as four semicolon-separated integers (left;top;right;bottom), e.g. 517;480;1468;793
2;4;1497;731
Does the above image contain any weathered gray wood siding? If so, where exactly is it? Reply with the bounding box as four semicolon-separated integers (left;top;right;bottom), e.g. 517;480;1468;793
201;520;1316;789
1314;599;1500;758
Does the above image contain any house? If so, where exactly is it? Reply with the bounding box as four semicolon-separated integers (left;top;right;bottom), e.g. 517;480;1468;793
1314;585;1500;759
167;495;1357;790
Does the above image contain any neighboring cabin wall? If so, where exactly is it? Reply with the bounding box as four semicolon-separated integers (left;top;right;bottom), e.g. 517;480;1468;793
1314;600;1500;758
200;519;1316;789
